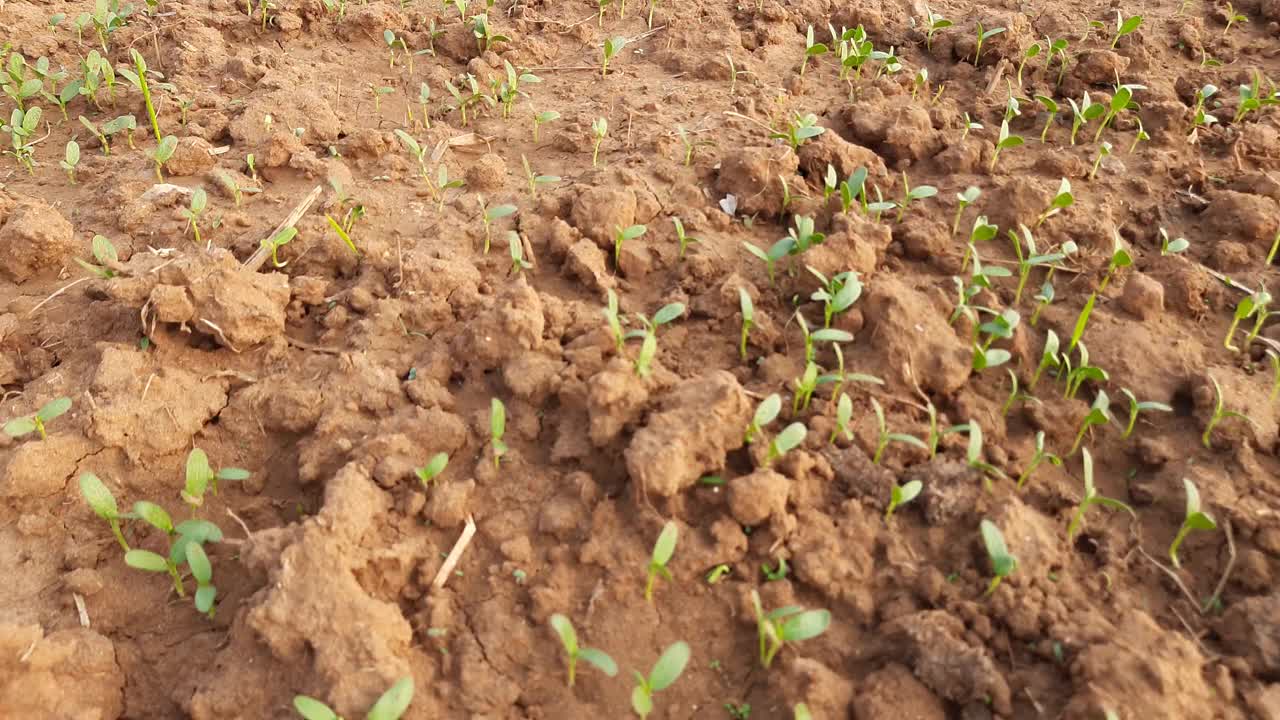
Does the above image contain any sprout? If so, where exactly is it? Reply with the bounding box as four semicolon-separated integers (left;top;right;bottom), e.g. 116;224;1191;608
1201;375;1254;448
613;224;647;269
671;217;699;259
324;213;360;256
1066;448;1134;541
414;452;449;488
147;135;177;182
751;589;830;668
644;521;678;602
1223;2;1246;34
829;392;855;444
1035;95;1059;143
490;398;508;467
920;401;967;458
808;268;862;327
480;199;517;255
1017;41;1041;86
952;186;980;236
1063;342;1109;399
895;172;937;222
961;215;999;272
792;361;821;414
1010;226;1069;303
294;677;414;720
1119;389;1171;439
4;397;71;441
591;117;608;167
630;642;690;719
965;421;1007;487
766;422;807;465
980;519;1017;595
1190;84;1219;137
602;289;626;353
1029;329;1060;390
182;187;208;244
1016;431;1060;489
186;542;217;616
1094;84;1142;142
870;398;926;464
1067;92;1106;145
470;13;509;53
260;227;297;268
744;393;781;444
972;22;1006;65
743;238;793;286
1031;280;1055;326
795;313;851;364
60;140;80;183
1169;478;1215;568
989;119;1023;172
924;7;952;50
601;36;626;78
520;154;559;201
180;448;251;509
1159;227;1189;256
795;704;813;720
628;303;684;377
885;479;923;522
549;614;618;687
1070;390;1111;456
1234;71;1279;124
508;231;531;275
394;129;430;181
531;109;559;142
738;288;754;360
770;112;825;151
79;472;130;552
1224;285;1270;352
1110;12;1142;48
1129;117;1150;152
961;112;983;142
1035;178;1074;228
432;165;466;211
800;25;829;76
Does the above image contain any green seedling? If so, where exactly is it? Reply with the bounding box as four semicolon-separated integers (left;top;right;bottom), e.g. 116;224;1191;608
433;166;466;211
795;704;813;720
736;287;756;360
961;112;983;141
1;54;43;111
186;542;217;616
1169;478;1215;568
808;267;862;327
644;521;678;602
246;153;258;182
60;140;80;183
751;589;830;668
895;172;937;222
800;25;828;75
125;501;189;596
1190;84;1219;138
414;453;448;488
1094;84;1142;142
837;167;869;215
508;231;531;275
770;112;825;151
294;677;414;720
1223;2;1246;34
591;117;608;166
1031;281;1055;325
2;106;41;173
1036;95;1059;142
989;119;1023;172
744;393;781;444
766;422;807;465
147;135;177;181
706;565;731;584
181;448;251;509
920;401;967;458
480;199;517;255
869;45;902;78
829;392;854;444
471;13;509;53
366;84;393;114
1129;117;1150;152
104;115;137;150
1000;367;1037;417
1029;329;1060;389
4;397;71;441
785;215;824;257
1016;431;1060;489
393;130;430;181
675;125;713;167
1201;376;1253;448
628;303;684;377
1111;12;1142;48
490;398;508;467
977;307;1020;352
1070;390;1111;455
549;614;618;687
75;235;120;279
980;519;1017;595
602;36;626;78
961;215;999;272
1234;71;1279;124
1067;93;1106;145
1270;351;1280;401
116;50;161;142
1120;389;1171;439
521;154;559;199
792;361;821;414
1017;42;1041;85
1035;178;1074;228
532;109;559;142
613;224;646;269
182;187;208;243
966;421;1007;486
1067;241;1131;354
1062;342;1108;400
383;29;400;67
1269;230;1280;267
1225;285;1271;351
79;472;130;551
972;22;1006;65
870;398;927;464
952;186;980;236
1010;226;1070;303
597;0;610;25
795;313;851;364
911;67;929;100
1067;448;1134;541
260;227;297;268
670;216;699;260
924;8;952;50
885;480;922;522
631;642;690;719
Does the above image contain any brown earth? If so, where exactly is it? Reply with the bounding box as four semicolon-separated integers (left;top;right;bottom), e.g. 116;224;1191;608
1;0;1279;717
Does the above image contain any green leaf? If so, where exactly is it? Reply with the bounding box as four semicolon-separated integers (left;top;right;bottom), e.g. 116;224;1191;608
578;648;618;676
780;609;831;642
3;417;37;437
1118;14;1142;34
293;696;339;720
1183;477;1202;515
153;135;177;162
651;521;678;566
621;224;647;240
417;452;449;483
78;472;119;519
811;329;853;343
980;519;1010;565
366;677;414;720
124;549;170;573
1186;511;1217;531
132;501;174;534
490;398;506;439
653;303;685;325
175;519;223;543
549;614;577;653
194;584;217;613
795;703;814;720
36;397;72;422
185;448;213;500
647;641;690;691
217;467;251;481
899;479;923;503
755;394;781;426
186;541;212;583
485;204;518;221
632;686;653;717
774;422;807;453
888;433;928;450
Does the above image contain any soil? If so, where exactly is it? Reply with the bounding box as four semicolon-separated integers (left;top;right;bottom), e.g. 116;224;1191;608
1;0;1279;718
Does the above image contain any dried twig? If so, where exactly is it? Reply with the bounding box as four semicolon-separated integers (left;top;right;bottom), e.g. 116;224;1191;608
226;508;253;539
432;515;476;591
26;277;90;317
73;592;90;628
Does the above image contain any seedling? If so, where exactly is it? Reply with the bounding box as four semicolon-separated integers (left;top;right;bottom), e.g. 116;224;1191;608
800;25;828;75
147;135;177;181
1010;226;1070;303
989;119;1023;172
4;397;71;441
1016;431;1060;489
116;50;162;142
770;112;825;151
490;398;508;467
1035;178;1074;228
181;448;251;509
751;590;830;668
791;361;821;414
1070;390;1111;455
644;521;678;602
260;227;297;268
744;239;792;286
1067;93;1105;145
414;453;448;488
480;199;517;255
1201;376;1254;448
1129;118;1150;152
1190;84;1219;139
808;268;862;328
1234;71;1279;124
60;140;80;183
185;542;217;616
961;215;999;273
613;224;646;268
1270;230;1280;267
628;303;684;377
744;393;781;444
961;112;982;141
924;8;952;50
631;642;690;719
675;125;713;167
394;129;430;181
1110;12;1142;48
532;109;559;142
870;398;926;464
324;214;360;256
471;13;509;53
766;422;807;465
508;232;531;275
125;501;191;596
182;188;208;244
738;288;754;360
952;186;980;236
1094;84;1142;142
432;165;466;211
1223;2;1246;34
911;67;929;100
549;614;618;687
965;421;1007;486
895;172;937;222
1029;329;1060;389
838;167;869;215
79;472;130;552
1035;95;1059;142
294;677;414;720
828;392;855;444
972;23;1006;66
885;480;922;522
667;216;700;260
2;106;41;173
1224;285;1270;351
521;154;559;199
601;36;626;78
1066;448;1134;541
591;117;608;166
1118;389;1171;439
980;519;1017;595
1169;478;1215;567
75;235;120;279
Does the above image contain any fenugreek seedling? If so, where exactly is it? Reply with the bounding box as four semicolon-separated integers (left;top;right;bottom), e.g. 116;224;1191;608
184;541;218;616
951;186;980;236
1110;12;1142;48
800;25;828;75
1129;118;1150;152
885;480;922;523
1035;95;1059;142
1066;447;1134;541
1169;478;1215;568
489;398;508;467
60;140;80;183
591;117;608;166
259;227;296;268
770;112;825;151
1016;431;1060;489
972;23;1006;66
1;55;42;111
795;313;851;365
599;290;628;353
1119;388;1171;439
414;452;448;488
1201;375;1254;448
79;472;130;552
2;106;40;173
125;501;191;596
980;519;1016;595
924;7;952;50
1224;285;1270;351
751;590;830;668
644;521;678;602
1189;84;1219;140
1029;329;1060;389
549;614;618;687
613;224;646;268
532;109;558;142
1223;2;1246;35
792;361;821;414
628;303;684;377
73;234;119;279
294;677;414;720
181;187;208;244
601;36;626;78
508;232;531;275
895;172;937;222
870;398;926;464
744;393;781;444
825;392;854;444
742;240;790;287
837;167;869;215
1070;390;1111;455
989;119;1023;172
766;422;807;465
479;199;517;255
1155;227;1188;256
4;397;71;441
471;13;509;53
631;642;690;719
